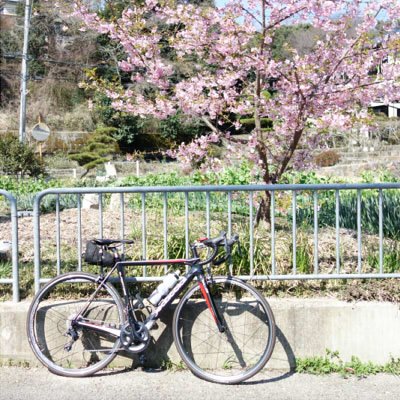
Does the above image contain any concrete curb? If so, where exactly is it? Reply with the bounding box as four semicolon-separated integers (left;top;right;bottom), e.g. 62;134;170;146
1;298;400;369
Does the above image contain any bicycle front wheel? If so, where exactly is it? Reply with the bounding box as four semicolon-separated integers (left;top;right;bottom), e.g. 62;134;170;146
26;272;124;377
173;276;276;384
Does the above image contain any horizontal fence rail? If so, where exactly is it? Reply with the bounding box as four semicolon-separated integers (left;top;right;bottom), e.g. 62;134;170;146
0;190;19;302
32;183;400;293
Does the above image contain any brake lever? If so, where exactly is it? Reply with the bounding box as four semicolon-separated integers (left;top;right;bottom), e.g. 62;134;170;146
226;234;241;260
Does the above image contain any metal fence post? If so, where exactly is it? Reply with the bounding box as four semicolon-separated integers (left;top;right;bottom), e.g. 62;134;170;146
0;190;19;302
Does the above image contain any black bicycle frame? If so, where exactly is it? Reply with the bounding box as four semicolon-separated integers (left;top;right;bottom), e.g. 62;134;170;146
73;258;226;339
142;264;225;333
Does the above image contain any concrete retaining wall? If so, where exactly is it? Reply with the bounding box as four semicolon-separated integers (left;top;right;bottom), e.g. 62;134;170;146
1;298;399;370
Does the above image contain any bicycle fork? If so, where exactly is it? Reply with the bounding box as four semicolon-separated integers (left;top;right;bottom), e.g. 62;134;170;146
198;275;226;333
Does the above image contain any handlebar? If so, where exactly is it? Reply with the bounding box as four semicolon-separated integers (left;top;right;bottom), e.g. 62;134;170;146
191;232;240;266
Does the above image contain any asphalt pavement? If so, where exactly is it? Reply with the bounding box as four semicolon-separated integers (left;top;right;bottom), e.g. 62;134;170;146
0;366;399;400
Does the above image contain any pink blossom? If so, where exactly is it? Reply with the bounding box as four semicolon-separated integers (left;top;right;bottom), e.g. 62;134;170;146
73;0;400;180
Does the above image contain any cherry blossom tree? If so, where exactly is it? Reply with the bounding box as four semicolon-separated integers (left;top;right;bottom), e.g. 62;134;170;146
73;0;400;221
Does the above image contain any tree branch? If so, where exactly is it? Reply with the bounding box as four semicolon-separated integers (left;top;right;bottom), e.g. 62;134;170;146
201;116;224;135
321;6;384;87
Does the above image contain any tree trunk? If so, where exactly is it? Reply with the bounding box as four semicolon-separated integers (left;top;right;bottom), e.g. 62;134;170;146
255;190;272;226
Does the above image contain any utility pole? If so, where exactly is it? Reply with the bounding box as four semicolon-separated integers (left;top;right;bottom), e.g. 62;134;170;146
19;0;32;143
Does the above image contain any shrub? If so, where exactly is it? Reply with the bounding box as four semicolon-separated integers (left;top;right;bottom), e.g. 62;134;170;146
239;117;273;133
0;134;45;178
314;150;340;167
93;94;142;149
69;127;119;177
159;112;206;144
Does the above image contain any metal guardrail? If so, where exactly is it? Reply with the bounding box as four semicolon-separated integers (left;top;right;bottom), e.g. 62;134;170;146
0;190;19;302
32;183;400;293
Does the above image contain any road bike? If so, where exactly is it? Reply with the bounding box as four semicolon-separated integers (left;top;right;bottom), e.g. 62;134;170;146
26;232;276;384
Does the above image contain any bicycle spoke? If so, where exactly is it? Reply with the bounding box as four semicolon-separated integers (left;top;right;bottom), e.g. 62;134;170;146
173;278;276;384
27;273;123;377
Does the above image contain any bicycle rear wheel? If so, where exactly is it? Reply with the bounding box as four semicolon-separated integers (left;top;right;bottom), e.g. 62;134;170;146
173;276;276;384
26;272;124;377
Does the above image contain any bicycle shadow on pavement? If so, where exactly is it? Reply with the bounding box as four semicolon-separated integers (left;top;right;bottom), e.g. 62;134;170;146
104;309;296;385
93;307;177;377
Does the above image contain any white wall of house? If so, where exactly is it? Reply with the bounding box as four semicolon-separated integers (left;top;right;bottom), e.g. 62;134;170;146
388;103;400;118
370;101;400;118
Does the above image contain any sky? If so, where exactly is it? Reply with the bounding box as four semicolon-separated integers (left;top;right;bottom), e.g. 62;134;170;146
213;0;394;21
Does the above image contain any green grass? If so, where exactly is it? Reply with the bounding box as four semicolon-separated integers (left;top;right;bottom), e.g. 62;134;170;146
0;262;12;279
160;358;187;372
296;349;400;377
0;358;31;368
366;243;400;274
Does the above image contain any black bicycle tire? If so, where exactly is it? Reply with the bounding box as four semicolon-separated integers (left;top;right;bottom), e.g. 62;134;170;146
172;276;276;384
26;272;125;377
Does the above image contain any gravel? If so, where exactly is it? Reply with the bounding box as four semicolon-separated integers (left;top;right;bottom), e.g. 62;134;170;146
1;367;400;400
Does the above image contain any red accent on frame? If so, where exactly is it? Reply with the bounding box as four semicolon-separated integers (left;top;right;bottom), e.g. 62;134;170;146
146;259;187;265
199;282;217;323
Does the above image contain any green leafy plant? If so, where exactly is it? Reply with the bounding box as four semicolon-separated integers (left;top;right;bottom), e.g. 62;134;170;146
0;262;12;279
286;170;400;241
160;358;187;371
296;349;343;375
366;244;400;274
160;111;206;144
119;164;253;216
0;134;45;178
294;231;313;274
93;94;143;149
296;349;400;377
